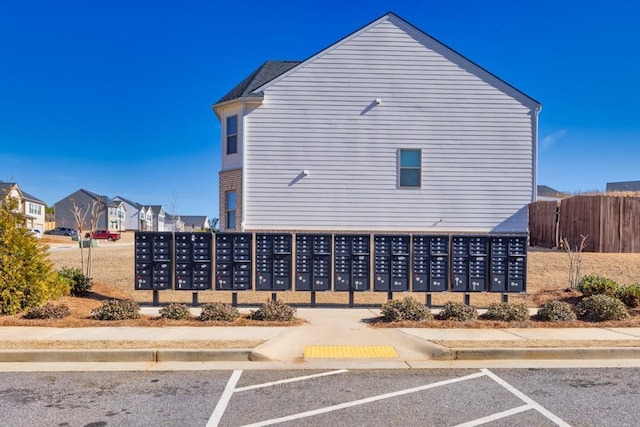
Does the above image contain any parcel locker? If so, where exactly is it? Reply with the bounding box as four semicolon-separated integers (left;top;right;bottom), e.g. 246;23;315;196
412;235;449;292
451;236;489;292
174;232;213;290
334;235;370;291
134;232;173;290
374;235;410;292
256;234;292;291
295;234;331;291
215;233;252;290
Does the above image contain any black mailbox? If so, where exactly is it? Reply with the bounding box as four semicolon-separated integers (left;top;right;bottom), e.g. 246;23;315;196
334;234;370;291
174;232;213;290
135;232;173;290
451;236;489;292
374;235;410;292
256;233;292;291
490;235;527;292
215;233;252;290
412;235;449;292
295;234;332;291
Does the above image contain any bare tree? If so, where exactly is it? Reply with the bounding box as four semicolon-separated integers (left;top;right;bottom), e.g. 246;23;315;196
71;199;105;279
562;235;589;290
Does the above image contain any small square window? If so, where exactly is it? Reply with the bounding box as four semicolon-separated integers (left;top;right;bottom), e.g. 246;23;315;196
399;149;421;188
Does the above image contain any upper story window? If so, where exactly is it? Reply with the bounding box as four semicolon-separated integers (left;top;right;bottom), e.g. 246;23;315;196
399;149;421;188
226;115;238;155
28;203;42;215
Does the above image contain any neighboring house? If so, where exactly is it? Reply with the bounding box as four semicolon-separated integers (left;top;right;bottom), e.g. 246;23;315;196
145;205;166;232
113;196;145;231
212;12;541;233
54;189;126;231
180;215;210;231
606;181;640;192
0;180;46;231
164;213;184;232
536;185;568;202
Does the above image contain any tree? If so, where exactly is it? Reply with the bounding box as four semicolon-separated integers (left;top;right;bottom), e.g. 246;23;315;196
208;217;219;232
71;199;105;280
562;235;588;290
0;193;69;315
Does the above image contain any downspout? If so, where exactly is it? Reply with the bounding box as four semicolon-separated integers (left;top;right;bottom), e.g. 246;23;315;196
241;100;247;232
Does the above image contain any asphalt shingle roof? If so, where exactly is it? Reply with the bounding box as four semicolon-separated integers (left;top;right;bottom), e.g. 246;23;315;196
216;60;300;105
606;181;640;192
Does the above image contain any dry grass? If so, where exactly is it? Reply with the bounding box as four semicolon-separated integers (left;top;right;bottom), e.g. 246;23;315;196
4;231;640;328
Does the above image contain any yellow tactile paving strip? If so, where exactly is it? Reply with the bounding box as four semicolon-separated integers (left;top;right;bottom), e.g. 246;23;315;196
304;345;398;358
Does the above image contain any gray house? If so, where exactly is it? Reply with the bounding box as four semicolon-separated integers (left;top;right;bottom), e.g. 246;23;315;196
54;189;125;231
606;181;640;192
113;196;144;231
213;12;540;233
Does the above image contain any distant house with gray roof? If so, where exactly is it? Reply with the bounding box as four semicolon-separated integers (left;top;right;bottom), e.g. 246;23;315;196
536;185;568;202
113;196;144;231
54;189;126;231
606;181;640;192
0;180;46;232
180;215;210;231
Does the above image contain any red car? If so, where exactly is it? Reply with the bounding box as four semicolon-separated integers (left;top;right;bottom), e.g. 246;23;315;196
85;230;121;241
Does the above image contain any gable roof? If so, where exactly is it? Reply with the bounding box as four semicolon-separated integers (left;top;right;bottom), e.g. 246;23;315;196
114;195;143;209
21;190;46;204
537;185;568;198
215;60;301;105
180;215;208;226
250;12;540;110
606;181;640;192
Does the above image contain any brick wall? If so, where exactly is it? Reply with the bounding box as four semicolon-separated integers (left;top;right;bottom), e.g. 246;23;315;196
219;168;242;231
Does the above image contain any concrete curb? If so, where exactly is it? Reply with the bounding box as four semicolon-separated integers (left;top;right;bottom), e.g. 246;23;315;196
0;349;253;363
435;347;640;361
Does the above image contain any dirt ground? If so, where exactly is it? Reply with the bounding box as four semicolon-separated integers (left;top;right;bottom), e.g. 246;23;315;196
2;231;640;329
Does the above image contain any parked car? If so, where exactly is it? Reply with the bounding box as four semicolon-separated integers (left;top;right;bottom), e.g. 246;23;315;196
45;227;77;236
29;229;42;239
85;230;121;241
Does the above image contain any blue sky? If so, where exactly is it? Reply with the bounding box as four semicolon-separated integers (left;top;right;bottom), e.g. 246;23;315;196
1;1;639;218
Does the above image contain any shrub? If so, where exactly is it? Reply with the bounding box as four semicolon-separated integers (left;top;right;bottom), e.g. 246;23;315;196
0;196;70;315
57;267;92;296
616;283;640;308
199;302;240;322
437;301;478;321
380;296;433;322
578;274;619;298
250;299;296;322
23;302;71;319
159;303;191;320
576;295;628;322
536;301;577;322
91;299;140;321
483;302;530;321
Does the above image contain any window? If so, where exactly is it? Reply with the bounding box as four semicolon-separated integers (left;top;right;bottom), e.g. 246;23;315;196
226;191;237;229
399;149;421;188
226;115;238;155
28;203;42;215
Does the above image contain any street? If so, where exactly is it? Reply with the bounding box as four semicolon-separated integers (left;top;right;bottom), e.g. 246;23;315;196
1;368;639;426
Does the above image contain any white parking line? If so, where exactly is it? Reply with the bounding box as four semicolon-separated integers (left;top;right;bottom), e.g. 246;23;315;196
235;369;349;392
481;369;571;427
207;370;243;427
240;371;486;427
455;404;532;427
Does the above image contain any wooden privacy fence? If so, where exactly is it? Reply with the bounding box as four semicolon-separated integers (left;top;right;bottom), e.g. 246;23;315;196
529;195;640;252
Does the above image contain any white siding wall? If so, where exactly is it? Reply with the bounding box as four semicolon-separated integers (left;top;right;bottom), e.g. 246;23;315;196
244;18;537;232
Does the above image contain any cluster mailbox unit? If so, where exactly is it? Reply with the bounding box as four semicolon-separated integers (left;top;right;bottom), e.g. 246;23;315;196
134;231;527;305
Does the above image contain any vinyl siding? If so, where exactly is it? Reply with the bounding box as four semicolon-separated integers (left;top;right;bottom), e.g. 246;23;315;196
243;17;537;232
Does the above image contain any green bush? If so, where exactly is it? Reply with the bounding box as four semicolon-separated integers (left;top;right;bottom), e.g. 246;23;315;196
0;196;70;315
437;301;478;321
536;300;577;322
23;302;71;319
616;283;640;308
199;302;240;322
57;267;92;296
159;303;191;320
483;302;530;321
250;299;296;322
91;299;140;321
576;295;628;322
380;296;433;322
578;274;619;297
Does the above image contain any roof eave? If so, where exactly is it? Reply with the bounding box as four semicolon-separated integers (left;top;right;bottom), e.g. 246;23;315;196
212;95;264;118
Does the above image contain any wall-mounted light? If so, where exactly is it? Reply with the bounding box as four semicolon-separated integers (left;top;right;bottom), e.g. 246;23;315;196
302;170;309;176
375;98;381;105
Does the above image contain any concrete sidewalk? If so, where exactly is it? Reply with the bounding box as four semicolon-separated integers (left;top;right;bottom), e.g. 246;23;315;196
1;308;640;368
